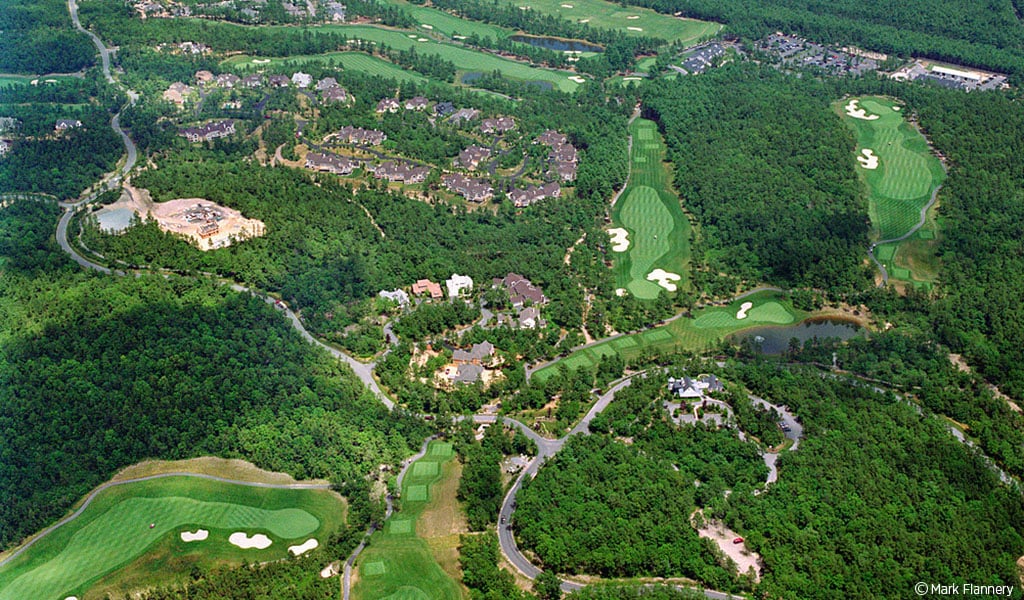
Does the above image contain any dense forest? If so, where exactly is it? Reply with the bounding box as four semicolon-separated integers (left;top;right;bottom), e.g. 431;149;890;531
642;63;869;296
0;0;96;73
0;201;429;550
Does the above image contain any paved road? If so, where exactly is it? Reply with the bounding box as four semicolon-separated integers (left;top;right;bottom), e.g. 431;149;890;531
0;472;330;570
68;0;112;84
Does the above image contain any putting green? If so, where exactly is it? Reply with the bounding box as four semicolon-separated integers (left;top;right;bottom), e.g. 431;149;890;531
0;476;342;600
837;96;945;283
382;588;432;600
611;119;692;299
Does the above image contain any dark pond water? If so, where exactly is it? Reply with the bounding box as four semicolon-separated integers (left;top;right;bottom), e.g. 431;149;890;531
461;71;553;91
730;318;864;354
510;34;604;53
461;71;484;84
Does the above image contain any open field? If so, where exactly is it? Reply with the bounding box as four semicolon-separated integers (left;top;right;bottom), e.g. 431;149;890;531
0;475;346;600
836;96;945;285
223;51;429;84
353;441;463;600
533;291;804;382
611;118;692;299
494;0;720;44
383;0;512;40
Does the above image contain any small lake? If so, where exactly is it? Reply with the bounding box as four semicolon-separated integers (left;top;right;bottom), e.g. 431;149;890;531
510;34;603;53
730;318;864;354
95;207;136;233
461;71;484;84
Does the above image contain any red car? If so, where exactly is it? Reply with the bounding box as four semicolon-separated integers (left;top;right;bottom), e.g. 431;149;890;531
733;537;744;544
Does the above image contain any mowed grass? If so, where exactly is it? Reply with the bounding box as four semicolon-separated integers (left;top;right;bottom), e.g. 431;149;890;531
493;0;720;44
0;476;346;600
353;440;462;600
611;118;692;300
837;96;945;283
382;0;511;40
533;292;802;382
223;51;428;84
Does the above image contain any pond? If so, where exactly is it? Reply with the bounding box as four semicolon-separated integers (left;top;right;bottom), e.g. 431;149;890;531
730;318;864;354
510;34;604;53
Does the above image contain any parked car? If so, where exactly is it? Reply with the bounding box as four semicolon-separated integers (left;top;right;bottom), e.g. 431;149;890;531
733;537;744;544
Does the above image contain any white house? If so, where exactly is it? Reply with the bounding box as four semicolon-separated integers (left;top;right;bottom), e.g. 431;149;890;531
378;289;410;307
446;273;473;298
291;72;313;88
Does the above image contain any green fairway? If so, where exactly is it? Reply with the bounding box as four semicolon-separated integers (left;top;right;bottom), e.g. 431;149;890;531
382;0;512;40
492;0;720;44
223;51;428;84
533;292;804;383
0;476;346;600
353;441;461;600
837;96;945;284
610;118;692;300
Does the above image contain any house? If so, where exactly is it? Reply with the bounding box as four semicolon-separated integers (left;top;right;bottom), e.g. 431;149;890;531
453;341;495;366
508;182;560;208
378;289;410;306
162;81;193;105
194;70;215;85
458;145;491;170
412;278;443;299
316;77;339;91
305;152;356;174
215;73;240;88
291;72;313;88
179;120;235;142
667;375;724;399
434;101;455;117
442;173;493;203
446;273;473;298
0;140;11;156
452;363;484;384
268;74;290;88
376;98;400;113
679;42;725;75
518;306;540;329
178;41;209;55
494;273;547;307
282;1;306;17
0;117;20;133
535;129;567;146
322;87;349;104
55;119;82;131
240;74;264;88
326;1;346;21
333;125;386;146
480;116;515;134
405;96;429;111
370;161;429;183
449;108;479;125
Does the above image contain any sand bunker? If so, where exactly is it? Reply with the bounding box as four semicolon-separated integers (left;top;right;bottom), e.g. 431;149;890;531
608;227;630;251
560;3;573;7
180;529;209;542
568;75;586;83
627;26;643;31
229;532;273;549
736;301;753;319
579;18;589;22
646;269;681;292
623;76;641;81
627;15;639;19
65;597;78;600
857;148;879;169
417;38;428;42
252;59;270;64
844;99;879;120
615;288;627;297
408;34;417;38
421;23;433;29
893;106;901;111
321;561;341;578
288;538;319;556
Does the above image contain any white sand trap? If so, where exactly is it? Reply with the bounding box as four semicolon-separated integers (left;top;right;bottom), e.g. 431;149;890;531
569;75;586;83
893;106;901;110
608;227;630;251
320;562;341;578
627;15;640;19
627;26;643;31
252;59;270;64
857;148;879;169
623;76;641;81
615;288;628;297
65;597;78;600
647;269;681;292
421;23;433;29
417;38;428;42
579;18;589;22
453;35;466;40
180;529;209;542
736;301;753;319
561;3;573;7
289;538;319;556
408;34;417;38
229;532;272;549
844;99;879;120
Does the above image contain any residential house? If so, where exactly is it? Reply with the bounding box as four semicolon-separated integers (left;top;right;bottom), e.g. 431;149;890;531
452;363;484;384
442;173;493;203
179;120;235;142
316;77;339;91
0;117;20;133
268;74;290;88
518;306;540;329
667;375;723;399
376;97;400;113
282;1;306;17
322;87;349;104
452;341;495;366
0;140;11;156
378;288;410;306
535;129;567;146
494;273;547;307
458;145;491;170
679;42;725;75
434;101;455;116
162;81;193;106
326;1;346;21
449;108;479;125
446;273;473;298
480;116;515;134
291;72;313;88
305;152;356;174
240;74;264;89
333;125;386;146
370;161;429;183
508;182;560;208
405;96;429;111
194;70;215;85
412;278;443;300
55;119;82;131
215;73;240;88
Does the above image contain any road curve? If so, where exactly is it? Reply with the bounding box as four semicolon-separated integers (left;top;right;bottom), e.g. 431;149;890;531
0;472;330;570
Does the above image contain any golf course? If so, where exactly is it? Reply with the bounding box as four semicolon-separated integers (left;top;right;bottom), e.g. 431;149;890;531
610;118;692;300
534;291;806;382
353;441;463;600
0;473;346;600
837;96;945;286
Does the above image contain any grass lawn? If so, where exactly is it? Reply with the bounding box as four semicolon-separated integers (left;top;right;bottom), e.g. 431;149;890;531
836;96;945;285
0;475;346;600
610;118;692;300
223;51;429;84
492;0;720;44
353;441;463;600
533;291;804;383
382;0;512;40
